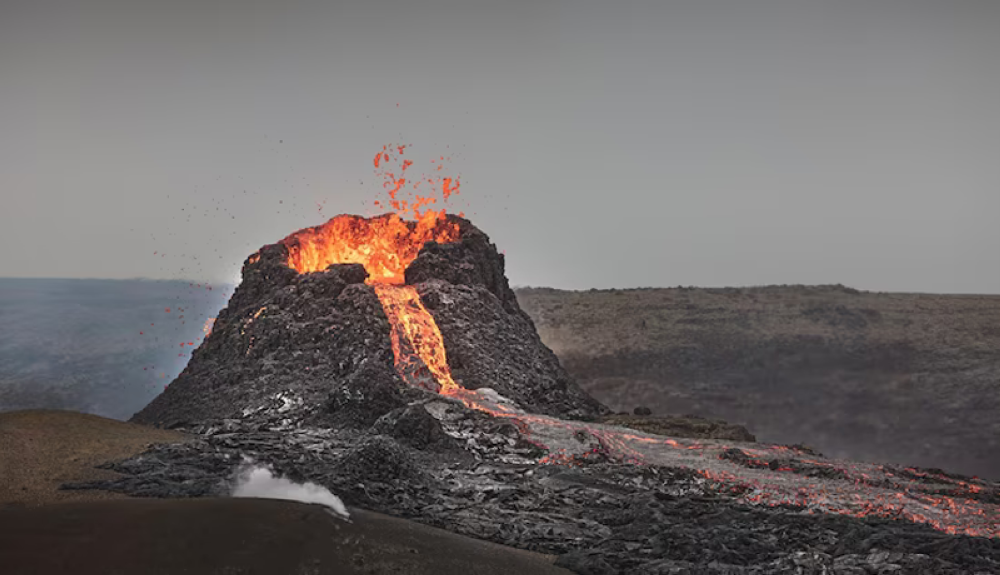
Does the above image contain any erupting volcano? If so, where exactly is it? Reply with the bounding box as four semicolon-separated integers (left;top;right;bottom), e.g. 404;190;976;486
281;211;462;394
274;211;570;417
132;207;607;430
109;152;1000;573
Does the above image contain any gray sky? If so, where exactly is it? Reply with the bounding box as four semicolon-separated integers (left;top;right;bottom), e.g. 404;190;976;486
2;0;998;293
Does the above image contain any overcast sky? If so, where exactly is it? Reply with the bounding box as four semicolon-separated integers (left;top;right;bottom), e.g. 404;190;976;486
2;0;998;293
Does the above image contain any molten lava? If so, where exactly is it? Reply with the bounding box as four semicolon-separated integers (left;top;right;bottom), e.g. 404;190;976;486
277;144;469;396
280;210;463;396
281;211;459;283
373;283;460;395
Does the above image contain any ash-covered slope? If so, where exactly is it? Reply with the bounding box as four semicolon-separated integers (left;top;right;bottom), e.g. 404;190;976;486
131;215;605;429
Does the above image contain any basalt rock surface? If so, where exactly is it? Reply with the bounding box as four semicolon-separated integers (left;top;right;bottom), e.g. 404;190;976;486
404;218;520;313
418;280;606;419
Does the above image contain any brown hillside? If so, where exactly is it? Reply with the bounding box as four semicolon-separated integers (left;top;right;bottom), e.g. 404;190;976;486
516;285;1000;479
0;409;189;507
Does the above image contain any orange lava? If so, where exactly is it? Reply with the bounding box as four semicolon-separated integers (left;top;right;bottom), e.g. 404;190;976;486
373;284;460;394
279;207;466;397
281;212;459;283
278;143;467;403
372;144;462;221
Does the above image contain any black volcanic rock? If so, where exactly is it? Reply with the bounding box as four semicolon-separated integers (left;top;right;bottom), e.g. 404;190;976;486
318;360;409;429
131;215;607;427
405;216;520;313
373;403;454;450
70;428;1000;575
334;435;428;484
131;252;404;428
416;280;607;418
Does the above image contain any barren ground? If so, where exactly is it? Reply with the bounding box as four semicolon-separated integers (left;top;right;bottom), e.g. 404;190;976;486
515;285;1000;479
0;409;189;507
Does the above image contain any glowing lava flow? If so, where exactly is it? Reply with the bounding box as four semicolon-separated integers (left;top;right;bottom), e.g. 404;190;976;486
276;210;999;541
372;283;460;394
281;212;459;282
280;212;470;397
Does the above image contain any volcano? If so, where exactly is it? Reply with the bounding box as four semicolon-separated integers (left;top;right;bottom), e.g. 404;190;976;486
132;212;607;430
75;212;1000;574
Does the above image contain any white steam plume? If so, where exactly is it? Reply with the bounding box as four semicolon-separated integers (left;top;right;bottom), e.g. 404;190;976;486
231;460;350;519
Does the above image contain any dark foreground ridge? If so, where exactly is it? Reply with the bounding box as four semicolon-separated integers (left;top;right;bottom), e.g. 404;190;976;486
0;498;570;575
70;215;999;574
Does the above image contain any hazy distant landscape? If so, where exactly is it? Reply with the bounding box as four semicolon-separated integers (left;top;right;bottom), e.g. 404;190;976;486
3;279;998;480
0;279;229;420
516;285;1000;480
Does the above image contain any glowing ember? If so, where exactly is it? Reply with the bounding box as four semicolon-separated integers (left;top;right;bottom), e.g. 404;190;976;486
203;317;216;337
371;143;462;220
280;210;465;398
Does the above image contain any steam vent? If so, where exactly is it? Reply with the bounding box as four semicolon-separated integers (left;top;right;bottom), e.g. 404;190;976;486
132;212;607;429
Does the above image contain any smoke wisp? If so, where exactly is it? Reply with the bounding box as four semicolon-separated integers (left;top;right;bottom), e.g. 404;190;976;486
231;462;349;519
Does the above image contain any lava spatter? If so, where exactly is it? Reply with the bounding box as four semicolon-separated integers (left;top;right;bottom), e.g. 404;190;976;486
370;144;462;220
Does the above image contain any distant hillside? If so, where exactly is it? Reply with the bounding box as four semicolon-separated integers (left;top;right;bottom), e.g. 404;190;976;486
0;278;230;420
515;285;1000;480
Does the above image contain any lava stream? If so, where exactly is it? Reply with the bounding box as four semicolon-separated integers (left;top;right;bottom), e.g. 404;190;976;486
372;283;460;394
277;212;999;540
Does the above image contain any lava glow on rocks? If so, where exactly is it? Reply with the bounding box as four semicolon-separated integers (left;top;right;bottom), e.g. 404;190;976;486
279;210;462;397
281;211;459;284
